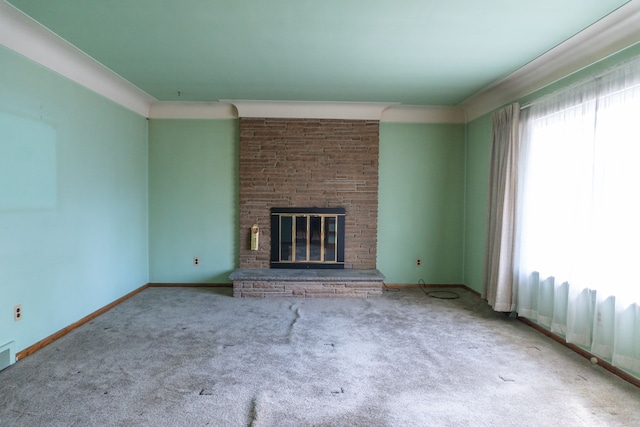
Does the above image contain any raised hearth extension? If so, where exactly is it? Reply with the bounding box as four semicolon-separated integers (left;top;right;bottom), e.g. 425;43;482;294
230;268;385;298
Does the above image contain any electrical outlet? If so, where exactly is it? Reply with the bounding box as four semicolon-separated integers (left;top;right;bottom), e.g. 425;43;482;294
416;258;422;267
14;305;22;321
193;257;199;266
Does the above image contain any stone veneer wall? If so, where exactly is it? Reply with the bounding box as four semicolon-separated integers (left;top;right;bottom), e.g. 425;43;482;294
239;118;379;269
233;280;383;298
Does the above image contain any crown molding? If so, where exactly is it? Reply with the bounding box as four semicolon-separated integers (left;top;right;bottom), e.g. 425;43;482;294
149;101;465;123
223;100;397;121
461;0;640;121
148;102;237;119
381;105;466;123
0;0;155;117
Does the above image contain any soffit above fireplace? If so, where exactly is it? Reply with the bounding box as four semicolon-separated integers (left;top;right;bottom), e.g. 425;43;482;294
221;100;397;120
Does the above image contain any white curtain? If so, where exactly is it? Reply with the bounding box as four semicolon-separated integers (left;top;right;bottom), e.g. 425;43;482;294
484;103;520;312
515;58;640;377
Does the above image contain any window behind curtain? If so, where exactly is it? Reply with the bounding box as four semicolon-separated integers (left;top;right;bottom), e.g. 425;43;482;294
518;61;640;308
516;58;640;376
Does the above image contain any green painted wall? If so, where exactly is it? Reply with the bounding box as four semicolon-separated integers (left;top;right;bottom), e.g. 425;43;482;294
148;120;238;283
0;46;149;354
461;42;640;295
378;123;465;284
462;115;492;293
148;120;465;286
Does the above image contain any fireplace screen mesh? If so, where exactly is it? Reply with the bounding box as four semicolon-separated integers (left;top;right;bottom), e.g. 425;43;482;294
271;208;345;269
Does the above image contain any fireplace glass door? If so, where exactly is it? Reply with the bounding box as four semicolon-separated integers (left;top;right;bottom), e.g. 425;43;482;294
271;208;345;268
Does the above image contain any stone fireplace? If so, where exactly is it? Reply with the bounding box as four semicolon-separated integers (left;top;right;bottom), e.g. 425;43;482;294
238;118;379;268
233;117;384;297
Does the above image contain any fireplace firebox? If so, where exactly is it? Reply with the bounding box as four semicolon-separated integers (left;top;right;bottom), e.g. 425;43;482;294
271;207;345;269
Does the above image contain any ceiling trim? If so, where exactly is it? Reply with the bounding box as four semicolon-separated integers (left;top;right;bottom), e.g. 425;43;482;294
224;100;397;121
150;101;464;123
148;102;237;119
381;105;466;124
461;0;640;121
0;0;156;117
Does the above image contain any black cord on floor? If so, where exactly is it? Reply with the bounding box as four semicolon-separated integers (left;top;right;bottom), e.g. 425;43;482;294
383;282;399;292
425;290;460;299
418;279;460;299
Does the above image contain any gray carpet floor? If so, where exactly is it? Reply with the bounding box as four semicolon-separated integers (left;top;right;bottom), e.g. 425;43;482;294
1;287;639;426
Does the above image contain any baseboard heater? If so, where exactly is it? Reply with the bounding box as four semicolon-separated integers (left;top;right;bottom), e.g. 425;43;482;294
0;341;16;371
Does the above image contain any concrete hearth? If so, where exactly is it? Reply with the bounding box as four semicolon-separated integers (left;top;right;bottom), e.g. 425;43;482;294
230;268;385;298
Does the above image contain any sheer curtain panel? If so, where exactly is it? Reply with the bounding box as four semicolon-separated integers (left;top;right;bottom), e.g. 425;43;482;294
515;58;640;378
